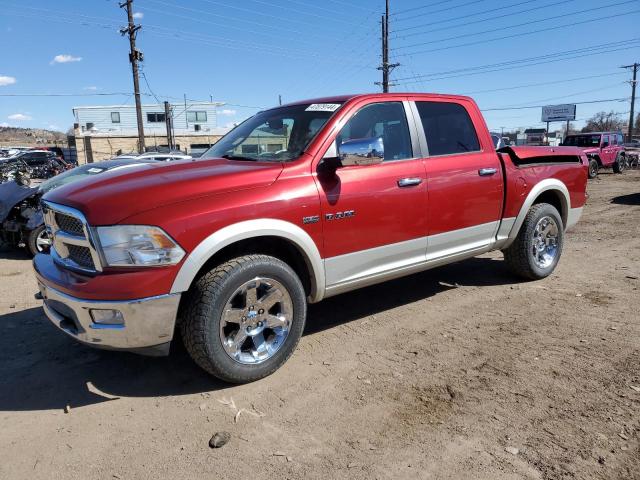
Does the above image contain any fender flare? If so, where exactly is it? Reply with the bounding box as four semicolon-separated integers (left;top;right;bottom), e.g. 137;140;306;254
502;178;570;249
170;219;326;303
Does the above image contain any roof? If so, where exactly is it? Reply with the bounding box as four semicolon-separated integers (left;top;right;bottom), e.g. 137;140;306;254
567;131;622;135
278;92;476;110
72;101;225;111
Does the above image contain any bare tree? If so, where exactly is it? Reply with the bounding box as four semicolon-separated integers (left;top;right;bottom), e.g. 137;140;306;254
581;111;625;132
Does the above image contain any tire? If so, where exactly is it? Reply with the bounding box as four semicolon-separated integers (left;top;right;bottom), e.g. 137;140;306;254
613;154;626;174
26;225;51;257
503;203;564;280
587;158;598;179
180;254;307;383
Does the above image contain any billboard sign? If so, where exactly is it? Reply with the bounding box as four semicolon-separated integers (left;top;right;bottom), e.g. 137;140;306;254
541;104;576;122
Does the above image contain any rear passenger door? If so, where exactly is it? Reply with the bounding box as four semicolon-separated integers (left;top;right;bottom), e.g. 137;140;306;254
410;99;504;260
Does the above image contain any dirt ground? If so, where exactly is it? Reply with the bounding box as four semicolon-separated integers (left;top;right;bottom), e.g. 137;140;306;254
0;171;638;480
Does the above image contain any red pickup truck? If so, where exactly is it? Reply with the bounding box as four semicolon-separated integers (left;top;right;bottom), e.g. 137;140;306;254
34;93;588;383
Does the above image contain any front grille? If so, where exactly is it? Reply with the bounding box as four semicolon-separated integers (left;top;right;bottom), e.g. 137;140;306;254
55;212;85;236
67;245;95;270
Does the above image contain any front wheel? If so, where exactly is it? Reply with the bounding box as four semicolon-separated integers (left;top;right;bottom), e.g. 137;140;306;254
26;225;51;257
503;203;564;280
180;254;307;383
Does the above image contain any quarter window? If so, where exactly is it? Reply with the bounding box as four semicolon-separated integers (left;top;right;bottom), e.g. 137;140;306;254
337;102;412;161
415;102;480;156
111;112;121;123
187;111;207;123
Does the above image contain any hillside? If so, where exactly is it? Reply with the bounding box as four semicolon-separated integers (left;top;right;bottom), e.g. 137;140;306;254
0;126;67;145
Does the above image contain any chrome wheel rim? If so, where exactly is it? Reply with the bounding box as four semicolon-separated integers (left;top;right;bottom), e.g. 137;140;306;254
219;277;292;365
531;216;559;269
36;229;51;252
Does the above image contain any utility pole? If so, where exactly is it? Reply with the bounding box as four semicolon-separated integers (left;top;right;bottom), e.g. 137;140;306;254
164;101;174;151
376;0;399;92
278;94;282;106
622;63;638;141
120;0;145;153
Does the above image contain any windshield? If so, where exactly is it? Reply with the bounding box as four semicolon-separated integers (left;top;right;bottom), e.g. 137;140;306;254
562;135;601;147
202;102;343;161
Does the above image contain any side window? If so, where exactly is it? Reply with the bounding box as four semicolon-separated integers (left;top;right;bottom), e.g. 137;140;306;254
618;134;624;145
415;101;480;156
602;135;610;147
611;134;617;145
337;102;412;161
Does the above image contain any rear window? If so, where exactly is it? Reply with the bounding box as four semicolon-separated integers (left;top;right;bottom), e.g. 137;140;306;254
415;102;480;156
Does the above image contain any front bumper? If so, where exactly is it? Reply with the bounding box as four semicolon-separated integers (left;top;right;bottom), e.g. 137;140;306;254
37;281;181;356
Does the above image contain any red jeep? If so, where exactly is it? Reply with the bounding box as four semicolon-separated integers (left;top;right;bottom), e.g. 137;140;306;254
34;93;588;383
562;132;626;178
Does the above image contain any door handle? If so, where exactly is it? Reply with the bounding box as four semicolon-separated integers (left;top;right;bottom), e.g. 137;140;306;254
478;168;498;176
397;177;423;187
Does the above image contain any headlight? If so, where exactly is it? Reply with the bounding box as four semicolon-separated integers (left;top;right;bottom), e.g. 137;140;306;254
95;225;185;267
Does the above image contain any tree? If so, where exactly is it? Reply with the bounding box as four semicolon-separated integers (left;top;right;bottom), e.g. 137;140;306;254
581;111;625;132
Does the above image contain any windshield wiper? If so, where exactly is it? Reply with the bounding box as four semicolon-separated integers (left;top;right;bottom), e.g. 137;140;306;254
221;154;257;162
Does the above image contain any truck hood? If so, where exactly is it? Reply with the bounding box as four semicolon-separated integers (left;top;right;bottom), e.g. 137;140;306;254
43;158;284;225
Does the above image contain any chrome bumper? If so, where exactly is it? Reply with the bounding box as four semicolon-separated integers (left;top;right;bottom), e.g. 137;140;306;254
37;282;181;356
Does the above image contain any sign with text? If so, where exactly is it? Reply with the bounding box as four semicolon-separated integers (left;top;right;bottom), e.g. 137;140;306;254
541;104;576;122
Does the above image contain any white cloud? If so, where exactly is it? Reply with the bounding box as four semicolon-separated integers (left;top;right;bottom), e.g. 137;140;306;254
8;113;32;121
51;54;82;65
0;75;17;86
0;122;9;128
83;86;99;91
133;12;144;19
219;109;237;116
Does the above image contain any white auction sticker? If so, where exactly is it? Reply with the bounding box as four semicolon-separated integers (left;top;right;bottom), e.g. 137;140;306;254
87;168;104;173
305;103;341;112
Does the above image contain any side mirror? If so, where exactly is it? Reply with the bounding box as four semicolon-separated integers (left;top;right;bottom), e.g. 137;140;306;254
338;136;384;166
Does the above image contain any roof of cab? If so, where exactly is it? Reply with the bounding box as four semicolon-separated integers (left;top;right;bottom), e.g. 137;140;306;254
277;92;475;110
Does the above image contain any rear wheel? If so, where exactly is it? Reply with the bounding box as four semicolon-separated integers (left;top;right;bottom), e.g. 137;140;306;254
503;203;564;280
613;154;626;174
587;158;598;179
180;254;307;383
26;225;51;257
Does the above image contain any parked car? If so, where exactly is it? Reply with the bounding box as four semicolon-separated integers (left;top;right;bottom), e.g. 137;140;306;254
137;151;192;162
490;133;509;149
34;93;588;383
561;132;626;178
0;159;156;256
0;150;70;180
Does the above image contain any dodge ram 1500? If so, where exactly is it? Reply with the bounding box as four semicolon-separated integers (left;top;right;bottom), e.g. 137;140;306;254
34;93;588;383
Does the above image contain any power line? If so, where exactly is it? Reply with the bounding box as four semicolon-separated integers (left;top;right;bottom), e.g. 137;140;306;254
393;0;484;18
481;97;629;112
393;38;640;82
458;71;628;96
392;0;576;39
392;0;537;34
396;9;640;56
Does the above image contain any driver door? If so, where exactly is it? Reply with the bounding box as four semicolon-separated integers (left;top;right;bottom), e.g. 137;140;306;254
314;100;428;289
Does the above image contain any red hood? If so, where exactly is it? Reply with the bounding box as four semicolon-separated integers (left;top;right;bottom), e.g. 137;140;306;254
43;158;284;224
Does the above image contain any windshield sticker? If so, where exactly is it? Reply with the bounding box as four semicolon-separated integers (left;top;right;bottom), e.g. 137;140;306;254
305;103;341;112
87;168;104;173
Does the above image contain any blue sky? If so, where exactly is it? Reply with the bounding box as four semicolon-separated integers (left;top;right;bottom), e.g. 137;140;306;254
1;0;638;133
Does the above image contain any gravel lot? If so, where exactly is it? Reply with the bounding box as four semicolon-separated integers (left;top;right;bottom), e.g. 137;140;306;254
1;171;638;480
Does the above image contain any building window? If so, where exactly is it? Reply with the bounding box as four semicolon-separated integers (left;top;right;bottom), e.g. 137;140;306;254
241;144;259;154
147;112;166;123
111;112;121;123
187;111;207;123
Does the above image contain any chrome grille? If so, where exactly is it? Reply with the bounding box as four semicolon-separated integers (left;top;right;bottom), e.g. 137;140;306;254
55;212;84;236
43;201;102;274
67;245;95;270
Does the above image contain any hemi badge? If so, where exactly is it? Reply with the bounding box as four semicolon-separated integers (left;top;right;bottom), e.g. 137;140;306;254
303;215;320;225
